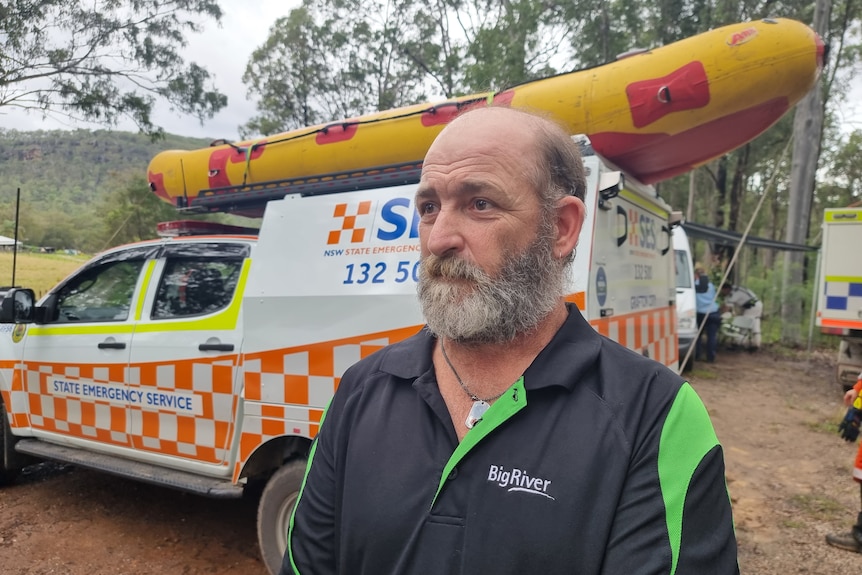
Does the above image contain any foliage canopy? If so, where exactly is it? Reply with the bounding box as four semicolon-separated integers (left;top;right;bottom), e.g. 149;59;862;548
0;0;228;137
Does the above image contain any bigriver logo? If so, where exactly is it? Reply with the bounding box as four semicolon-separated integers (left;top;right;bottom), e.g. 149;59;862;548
326;197;420;251
487;464;555;500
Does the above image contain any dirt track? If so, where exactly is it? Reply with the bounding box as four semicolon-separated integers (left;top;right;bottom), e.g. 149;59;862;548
0;346;860;574
0;463;266;574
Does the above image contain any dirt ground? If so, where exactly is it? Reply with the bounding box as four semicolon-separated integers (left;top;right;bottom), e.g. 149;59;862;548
0;346;861;574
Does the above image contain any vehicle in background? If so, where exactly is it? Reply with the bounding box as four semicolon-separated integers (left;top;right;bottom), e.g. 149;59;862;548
815;207;862;389
673;225;697;372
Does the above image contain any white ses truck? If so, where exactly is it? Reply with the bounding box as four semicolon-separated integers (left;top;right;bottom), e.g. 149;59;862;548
815;207;862;388
0;150;679;574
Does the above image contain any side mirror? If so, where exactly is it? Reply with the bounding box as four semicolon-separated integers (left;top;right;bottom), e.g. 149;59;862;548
0;288;36;324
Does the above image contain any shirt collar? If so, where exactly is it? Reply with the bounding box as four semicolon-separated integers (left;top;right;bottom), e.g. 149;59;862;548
378;304;603;392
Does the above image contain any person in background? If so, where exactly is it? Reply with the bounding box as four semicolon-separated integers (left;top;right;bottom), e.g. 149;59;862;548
695;267;722;363
827;371;862;553
719;282;763;348
284;106;738;574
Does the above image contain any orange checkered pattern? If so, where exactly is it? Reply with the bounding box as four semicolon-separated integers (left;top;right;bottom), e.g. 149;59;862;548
9;360;132;445
127;356;240;463
591;306;678;369
1;359;40;431
327;201;372;244
233;324;422;482
1;355;241;467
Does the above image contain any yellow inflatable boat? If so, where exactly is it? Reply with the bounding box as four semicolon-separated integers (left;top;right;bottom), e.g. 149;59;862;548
148;17;823;217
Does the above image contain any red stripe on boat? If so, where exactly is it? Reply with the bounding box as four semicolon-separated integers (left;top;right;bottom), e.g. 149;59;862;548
591;97;789;183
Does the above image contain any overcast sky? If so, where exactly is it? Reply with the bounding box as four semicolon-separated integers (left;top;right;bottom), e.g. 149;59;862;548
0;1;298;141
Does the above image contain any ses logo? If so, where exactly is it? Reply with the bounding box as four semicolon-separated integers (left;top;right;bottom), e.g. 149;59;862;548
325;197;420;255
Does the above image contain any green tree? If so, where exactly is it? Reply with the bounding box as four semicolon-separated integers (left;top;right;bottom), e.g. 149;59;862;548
818;129;862;209
450;0;572;90
99;175;183;249
0;0;228;137
240;8;327;137
399;0;465;98
241;0;436;136
240;0;585;135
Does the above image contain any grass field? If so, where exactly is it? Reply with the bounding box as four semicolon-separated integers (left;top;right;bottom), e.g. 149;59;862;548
0;251;90;297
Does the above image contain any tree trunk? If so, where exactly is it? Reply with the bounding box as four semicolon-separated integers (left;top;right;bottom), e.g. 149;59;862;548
728;144;750;234
713;155;738;269
764;175;783;272
781;0;830;345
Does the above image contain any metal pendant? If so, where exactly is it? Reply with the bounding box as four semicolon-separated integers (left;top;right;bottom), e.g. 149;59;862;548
465;400;490;429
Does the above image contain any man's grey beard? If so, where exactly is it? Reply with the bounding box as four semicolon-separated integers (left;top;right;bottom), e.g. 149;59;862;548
417;234;566;344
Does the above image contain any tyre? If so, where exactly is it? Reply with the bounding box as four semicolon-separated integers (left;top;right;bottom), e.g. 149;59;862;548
257;459;307;575
0;405;20;486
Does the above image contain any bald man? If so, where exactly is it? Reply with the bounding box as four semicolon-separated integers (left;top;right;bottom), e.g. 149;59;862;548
283;107;738;575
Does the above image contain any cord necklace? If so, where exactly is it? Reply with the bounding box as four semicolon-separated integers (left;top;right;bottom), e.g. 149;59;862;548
440;339;509;429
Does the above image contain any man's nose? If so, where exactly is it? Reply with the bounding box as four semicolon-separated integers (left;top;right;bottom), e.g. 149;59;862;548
423;208;465;257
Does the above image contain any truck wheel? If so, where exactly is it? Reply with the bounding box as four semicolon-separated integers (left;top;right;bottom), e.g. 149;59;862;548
257;459;306;575
0;405;20;486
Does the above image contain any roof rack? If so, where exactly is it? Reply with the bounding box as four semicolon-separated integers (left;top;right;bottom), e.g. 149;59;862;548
156;220;260;238
178;161;424;216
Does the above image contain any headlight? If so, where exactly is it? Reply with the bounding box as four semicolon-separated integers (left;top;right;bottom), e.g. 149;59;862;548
677;309;696;331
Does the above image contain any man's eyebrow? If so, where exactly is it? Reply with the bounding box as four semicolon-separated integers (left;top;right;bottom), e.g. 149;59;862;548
457;180;492;194
415;179;496;201
415;186;436;201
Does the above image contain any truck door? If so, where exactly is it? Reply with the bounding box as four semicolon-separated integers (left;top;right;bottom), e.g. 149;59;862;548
127;241;249;470
20;246;156;447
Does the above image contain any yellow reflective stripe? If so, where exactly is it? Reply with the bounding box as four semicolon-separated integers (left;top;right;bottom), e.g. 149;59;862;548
135;260;157;321
619;188;670;219
825;209;862;223
30;324;136;336
133;258;250;333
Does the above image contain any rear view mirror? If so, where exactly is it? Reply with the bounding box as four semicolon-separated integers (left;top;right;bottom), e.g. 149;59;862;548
0;288;35;323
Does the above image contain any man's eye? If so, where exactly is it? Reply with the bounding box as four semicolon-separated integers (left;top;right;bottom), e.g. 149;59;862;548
473;199;490;211
420;202;438;215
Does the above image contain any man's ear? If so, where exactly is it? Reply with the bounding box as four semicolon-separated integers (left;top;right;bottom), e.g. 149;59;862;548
555;196;586;257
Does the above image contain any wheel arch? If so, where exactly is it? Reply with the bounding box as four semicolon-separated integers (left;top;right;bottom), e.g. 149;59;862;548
239;434;311;486
0;394;35;483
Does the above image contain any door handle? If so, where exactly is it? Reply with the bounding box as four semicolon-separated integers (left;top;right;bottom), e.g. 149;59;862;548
98;341;126;349
616;205;628;247
660;225;671;255
199;343;235;352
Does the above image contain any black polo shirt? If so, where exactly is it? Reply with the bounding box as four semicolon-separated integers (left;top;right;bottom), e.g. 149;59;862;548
285;305;738;574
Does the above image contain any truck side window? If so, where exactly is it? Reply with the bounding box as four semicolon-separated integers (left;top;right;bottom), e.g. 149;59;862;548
152;259;242;319
675;249;692;289
53;260;145;323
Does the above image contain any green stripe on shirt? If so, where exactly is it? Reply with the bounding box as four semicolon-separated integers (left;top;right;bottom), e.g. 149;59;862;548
658;382;720;575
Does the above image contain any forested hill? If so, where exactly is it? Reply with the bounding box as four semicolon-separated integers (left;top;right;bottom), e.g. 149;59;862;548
0;129;211;252
0;128;210;207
